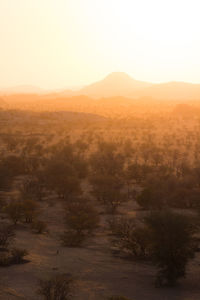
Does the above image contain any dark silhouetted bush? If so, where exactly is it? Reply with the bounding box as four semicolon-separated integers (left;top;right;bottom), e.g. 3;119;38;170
38;273;73;300
145;210;197;286
62;199;99;247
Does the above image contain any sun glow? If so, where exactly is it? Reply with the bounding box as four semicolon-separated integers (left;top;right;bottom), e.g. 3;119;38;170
0;0;200;88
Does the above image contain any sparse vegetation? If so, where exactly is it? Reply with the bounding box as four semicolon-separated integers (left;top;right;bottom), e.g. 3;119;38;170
1;99;200;298
10;247;28;264
5;201;24;225
0;225;15;249
109;217;151;259
38;273;73;300
145;211;197;287
61;199;99;246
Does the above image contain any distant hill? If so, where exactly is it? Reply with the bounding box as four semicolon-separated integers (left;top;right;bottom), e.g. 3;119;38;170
2;73;200;101
79;72;153;98
141;82;200;100
75;73;200;100
0;85;47;95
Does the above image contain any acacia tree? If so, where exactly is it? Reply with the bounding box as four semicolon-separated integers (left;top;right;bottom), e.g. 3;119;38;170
108;217;151;259
109;211;197;287
0;155;25;191
21;199;39;223
6;199;39;224
89;141;126;213
90;174;126;213
90;141;125;177
62;199;99;246
5;201;24;225
0;225;15;249
145;210;197;287
20;177;45;202
44;159;82;201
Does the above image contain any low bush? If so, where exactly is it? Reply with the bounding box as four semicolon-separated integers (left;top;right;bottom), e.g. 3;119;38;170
108;217;151;259
38;273;73;300
0;225;15;249
10;248;28;264
62;199;99;247
0;247;28;266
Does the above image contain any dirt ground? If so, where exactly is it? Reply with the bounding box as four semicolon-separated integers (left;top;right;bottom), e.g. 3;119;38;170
0;195;199;300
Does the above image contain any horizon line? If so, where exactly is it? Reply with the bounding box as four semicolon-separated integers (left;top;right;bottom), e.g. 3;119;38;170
1;72;200;93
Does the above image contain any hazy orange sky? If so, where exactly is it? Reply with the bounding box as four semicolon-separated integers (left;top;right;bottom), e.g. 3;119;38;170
1;0;200;89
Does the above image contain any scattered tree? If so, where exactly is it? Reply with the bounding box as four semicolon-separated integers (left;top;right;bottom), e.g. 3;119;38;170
145;210;197;286
62;199;99;246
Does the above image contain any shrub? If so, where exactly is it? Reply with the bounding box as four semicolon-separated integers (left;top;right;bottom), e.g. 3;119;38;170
5;201;23;225
38;273;73;300
43;159;82;200
108;217;151;259
90;174;126;214
62;199;99;247
20;178;45;201
10;248;28;264
145;210;197;286
6;199;39;225
21;199;39;223
0;247;28;267
0;225;15;248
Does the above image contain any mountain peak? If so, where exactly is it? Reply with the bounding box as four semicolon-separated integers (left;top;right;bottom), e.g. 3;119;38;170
104;72;134;81
80;72;153;98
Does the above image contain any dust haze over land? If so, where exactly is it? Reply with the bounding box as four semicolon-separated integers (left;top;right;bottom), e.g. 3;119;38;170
1;72;200;300
2;72;200;118
3;72;200;99
1;0;200;297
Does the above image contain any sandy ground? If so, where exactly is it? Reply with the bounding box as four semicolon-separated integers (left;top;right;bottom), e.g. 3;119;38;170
0;198;199;300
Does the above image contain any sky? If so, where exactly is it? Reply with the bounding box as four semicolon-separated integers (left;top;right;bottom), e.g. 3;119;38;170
0;0;200;90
